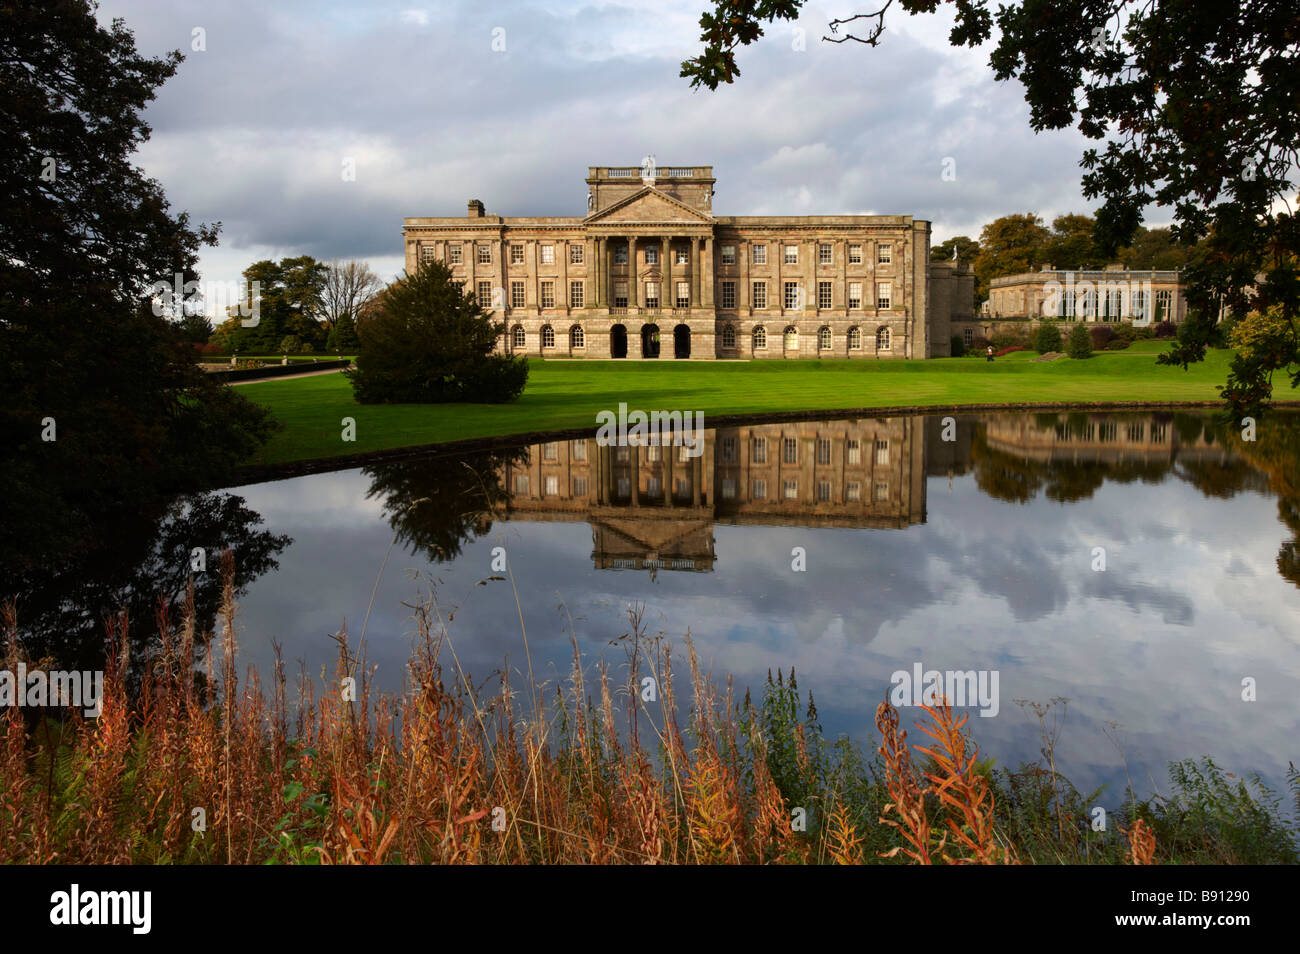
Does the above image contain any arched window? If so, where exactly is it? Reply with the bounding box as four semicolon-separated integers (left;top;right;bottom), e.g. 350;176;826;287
570;325;584;348
784;326;798;350
818;326;832;350
541;325;555;349
722;324;736;349
753;326;767;350
848;327;861;350
876;326;891;351
511;325;526;349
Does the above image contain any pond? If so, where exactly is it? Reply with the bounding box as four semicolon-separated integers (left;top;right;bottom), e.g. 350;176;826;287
9;409;1300;804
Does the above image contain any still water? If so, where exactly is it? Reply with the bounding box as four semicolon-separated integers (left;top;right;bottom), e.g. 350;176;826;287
18;409;1300;803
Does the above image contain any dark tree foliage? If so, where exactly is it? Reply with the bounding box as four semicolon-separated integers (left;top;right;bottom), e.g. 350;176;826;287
682;0;1300;417
326;312;361;352
362;446;529;562
1067;322;1093;358
0;1;278;573
1033;323;1062;353
348;261;528;404
228;256;330;352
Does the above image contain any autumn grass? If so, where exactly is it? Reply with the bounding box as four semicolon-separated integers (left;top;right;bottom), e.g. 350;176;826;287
235;345;1240;467
1;554;1297;865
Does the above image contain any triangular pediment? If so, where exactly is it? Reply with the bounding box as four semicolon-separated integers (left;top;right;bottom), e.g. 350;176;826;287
586;186;713;224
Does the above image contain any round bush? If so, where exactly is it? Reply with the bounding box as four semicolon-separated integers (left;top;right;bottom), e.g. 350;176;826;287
1033;323;1063;353
1089;324;1117;350
1066;322;1093;358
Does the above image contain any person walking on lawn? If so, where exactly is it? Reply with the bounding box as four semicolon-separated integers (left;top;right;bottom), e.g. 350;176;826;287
987;345;994;362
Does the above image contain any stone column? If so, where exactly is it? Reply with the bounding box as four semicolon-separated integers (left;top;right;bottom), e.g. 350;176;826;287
631;445;640;507
690;237;700;309
692;455;702;506
662;235;672;310
663;445;673;507
707;236;717;308
629;237;638;309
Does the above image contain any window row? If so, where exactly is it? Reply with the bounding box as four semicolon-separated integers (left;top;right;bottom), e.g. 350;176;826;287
744;478;890;501
425;241;896;268
720;280;892;310
747;325;891;351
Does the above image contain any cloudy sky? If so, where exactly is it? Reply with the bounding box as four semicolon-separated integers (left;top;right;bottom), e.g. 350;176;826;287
98;0;1110;299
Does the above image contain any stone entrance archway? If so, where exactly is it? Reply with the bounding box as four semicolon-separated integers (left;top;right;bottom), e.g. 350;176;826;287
611;324;627;359
641;324;661;359
673;324;691;359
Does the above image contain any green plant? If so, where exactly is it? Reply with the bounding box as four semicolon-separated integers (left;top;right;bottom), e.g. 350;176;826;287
1067;323;1093;358
1033;323;1063;353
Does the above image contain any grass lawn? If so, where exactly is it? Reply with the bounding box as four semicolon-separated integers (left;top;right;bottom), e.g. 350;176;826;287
237;342;1238;467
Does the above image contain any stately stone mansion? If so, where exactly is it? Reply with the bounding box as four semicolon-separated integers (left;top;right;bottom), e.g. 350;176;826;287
403;164;974;359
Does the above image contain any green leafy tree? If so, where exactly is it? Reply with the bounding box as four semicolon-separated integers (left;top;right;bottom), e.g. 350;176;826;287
1045;214;1100;269
1033;323;1062;353
681;0;1299;416
972;213;1050;303
229;256;329;352
348;261;528;404
931;235;980;263
177;310;213;343
326;312;361;351
0;0;277;573
1066;322;1092;359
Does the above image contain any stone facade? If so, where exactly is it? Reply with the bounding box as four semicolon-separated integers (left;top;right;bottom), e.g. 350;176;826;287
403;164;973;359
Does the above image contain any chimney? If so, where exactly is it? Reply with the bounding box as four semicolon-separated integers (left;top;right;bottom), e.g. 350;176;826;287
467;198;485;218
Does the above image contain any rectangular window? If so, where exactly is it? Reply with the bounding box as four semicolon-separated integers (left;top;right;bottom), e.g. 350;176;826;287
752;437;767;463
875;481;889;501
616;477;630;497
615;446;629;462
846;481;861;502
513;475;529;494
477;244;491;265
420;245;436;263
816;438;831;465
783;479;798;500
784;245;798;264
676;281;689;308
675;246;688;265
720;281;736;309
645;246;658;265
847;439;860;465
875;439;889;465
647;477;661;496
540;281;555;309
572;439;587;460
752;245;767;265
784;282;800;310
721;436;738;462
477;280;492;304
877;281;892;309
540;245;555;265
573;476;588;496
783;437;798;464
644;281;659;308
848;282;863;309
848;244;863;264
543;442;558;460
570;280;584;308
752;479;767;499
614;244;628;264
614;281;628;308
877;244;891;264
963;327;974;346
721;244;736;265
569;244;584;264
1154;289;1173;320
752;281;767;309
447;244;463;265
510;281;525;308
817;480;831;502
818;243;832;265
722;478;736;500
510;244;524;265
818;281;832;309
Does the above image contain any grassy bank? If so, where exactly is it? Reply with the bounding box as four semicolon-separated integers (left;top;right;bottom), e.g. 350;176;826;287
236;342;1239;466
2;567;1295;865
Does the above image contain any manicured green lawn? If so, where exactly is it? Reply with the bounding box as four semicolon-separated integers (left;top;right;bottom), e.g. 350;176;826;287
237;344;1236;466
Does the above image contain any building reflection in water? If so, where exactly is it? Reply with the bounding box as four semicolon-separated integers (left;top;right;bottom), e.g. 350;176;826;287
490;411;1279;575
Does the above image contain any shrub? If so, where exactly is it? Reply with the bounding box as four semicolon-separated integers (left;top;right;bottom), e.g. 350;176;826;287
1033;323;1063;353
348;261;528;404
950;335;966;357
991;329;1031;351
1106;338;1130;350
1155;320;1177;338
1089;324;1117;350
1067;322;1093;358
970;335;990;354
277;334;303;354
